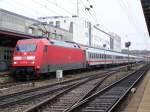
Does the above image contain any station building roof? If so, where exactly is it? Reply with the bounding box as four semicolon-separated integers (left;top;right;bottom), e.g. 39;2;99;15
141;0;150;35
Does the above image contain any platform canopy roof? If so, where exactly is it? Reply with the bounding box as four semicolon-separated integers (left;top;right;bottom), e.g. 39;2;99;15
141;0;150;35
0;29;34;47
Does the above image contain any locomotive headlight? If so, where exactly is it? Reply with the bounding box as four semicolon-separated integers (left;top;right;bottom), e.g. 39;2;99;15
13;61;17;64
27;56;35;60
31;61;35;64
14;56;21;60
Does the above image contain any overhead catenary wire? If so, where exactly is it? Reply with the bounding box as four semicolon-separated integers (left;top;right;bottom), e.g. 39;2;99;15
0;0;40;18
87;0;110;31
124;0;147;37
80;0;110;33
117;0;146;38
45;0;74;16
86;0;99;23
32;0;63;16
80;0;98;24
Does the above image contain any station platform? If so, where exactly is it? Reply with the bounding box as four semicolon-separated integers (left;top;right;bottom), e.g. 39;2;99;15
120;69;150;112
137;70;150;112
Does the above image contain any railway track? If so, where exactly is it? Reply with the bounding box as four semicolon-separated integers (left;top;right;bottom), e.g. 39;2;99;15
23;63;144;112
24;72;114;111
0;76;91;108
0;63;142;112
0;64;129;90
60;64;150;112
0;65;126;109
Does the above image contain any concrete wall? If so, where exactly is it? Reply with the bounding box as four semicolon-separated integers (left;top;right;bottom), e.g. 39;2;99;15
109;32;121;52
0;9;72;41
91;26;110;50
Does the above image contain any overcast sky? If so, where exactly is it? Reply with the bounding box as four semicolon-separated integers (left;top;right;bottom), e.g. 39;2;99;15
0;0;150;50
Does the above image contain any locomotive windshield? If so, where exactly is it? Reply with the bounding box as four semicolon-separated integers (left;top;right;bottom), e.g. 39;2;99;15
16;44;37;52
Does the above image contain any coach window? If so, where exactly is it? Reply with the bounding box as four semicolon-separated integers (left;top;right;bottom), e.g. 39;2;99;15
93;53;94;59
110;55;112;59
90;53;91;59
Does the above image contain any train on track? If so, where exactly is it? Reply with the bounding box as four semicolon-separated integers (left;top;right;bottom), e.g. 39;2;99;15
11;38;144;79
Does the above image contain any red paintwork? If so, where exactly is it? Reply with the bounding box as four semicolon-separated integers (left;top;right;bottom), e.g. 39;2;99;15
12;38;85;73
42;45;85;65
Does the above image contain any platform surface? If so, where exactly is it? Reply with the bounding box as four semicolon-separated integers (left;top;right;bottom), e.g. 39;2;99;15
137;70;150;112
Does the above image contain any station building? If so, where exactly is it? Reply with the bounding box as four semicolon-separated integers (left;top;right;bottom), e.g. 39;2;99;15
38;16;121;51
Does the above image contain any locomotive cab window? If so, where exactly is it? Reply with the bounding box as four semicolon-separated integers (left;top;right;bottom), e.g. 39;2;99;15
16;44;37;52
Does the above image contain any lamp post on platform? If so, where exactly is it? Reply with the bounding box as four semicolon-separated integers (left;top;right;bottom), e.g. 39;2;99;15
125;42;131;71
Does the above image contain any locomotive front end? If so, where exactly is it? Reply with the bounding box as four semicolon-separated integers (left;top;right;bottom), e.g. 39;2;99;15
12;39;40;79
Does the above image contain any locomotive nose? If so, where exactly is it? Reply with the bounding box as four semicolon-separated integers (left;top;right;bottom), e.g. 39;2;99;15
13;43;37;66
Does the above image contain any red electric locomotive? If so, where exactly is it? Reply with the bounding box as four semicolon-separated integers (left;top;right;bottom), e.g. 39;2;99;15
12;38;86;79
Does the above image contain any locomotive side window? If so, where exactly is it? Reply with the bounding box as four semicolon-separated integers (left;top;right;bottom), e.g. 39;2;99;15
16;44;36;52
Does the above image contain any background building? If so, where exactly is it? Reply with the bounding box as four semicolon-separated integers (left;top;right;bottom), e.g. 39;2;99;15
38;16;117;50
109;32;121;52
